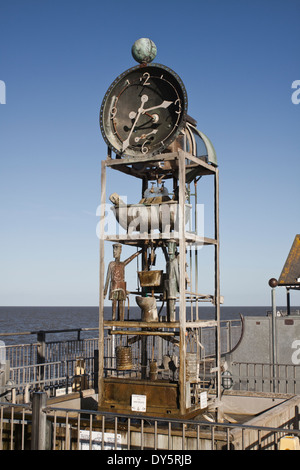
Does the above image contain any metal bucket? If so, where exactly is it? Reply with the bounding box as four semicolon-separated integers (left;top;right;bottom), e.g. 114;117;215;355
116;346;132;370
186;353;199;382
138;270;163;287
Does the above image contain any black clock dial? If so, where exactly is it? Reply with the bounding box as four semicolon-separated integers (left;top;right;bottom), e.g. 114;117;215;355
100;64;188;158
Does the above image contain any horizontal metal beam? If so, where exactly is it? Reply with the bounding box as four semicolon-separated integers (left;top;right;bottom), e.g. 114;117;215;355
109;330;176;336
104;320;179;329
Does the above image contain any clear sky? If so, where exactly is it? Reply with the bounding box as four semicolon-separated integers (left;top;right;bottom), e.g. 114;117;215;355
0;0;299;307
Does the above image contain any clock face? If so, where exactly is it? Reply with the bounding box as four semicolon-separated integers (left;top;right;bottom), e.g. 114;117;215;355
100;64;188;158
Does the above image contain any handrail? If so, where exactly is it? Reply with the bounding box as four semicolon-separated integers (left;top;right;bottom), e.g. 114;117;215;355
45;404;300;436
0;327;98;338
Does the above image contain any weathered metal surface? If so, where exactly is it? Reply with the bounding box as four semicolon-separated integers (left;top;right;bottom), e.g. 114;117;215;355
116;346;133;370
149;360;158;381
186;353;199;383
109;192;191;233
278;235;300;287
225;314;300;394
135;295;158;322
100;64;188;159
186;124;218;167
138;270;162;287
98;44;221;418
131;38;157;64
100;378;179;416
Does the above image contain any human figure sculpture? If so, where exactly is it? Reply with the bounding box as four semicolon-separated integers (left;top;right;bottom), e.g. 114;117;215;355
164;241;180;322
104;244;141;321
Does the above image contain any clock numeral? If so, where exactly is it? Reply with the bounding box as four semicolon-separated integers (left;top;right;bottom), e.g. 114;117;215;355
141;141;149;154
110;96;118;119
141;136;155;154
140;72;151;86
175;98;182;115
111;107;117;119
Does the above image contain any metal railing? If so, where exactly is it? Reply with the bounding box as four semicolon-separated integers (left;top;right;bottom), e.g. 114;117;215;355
0;320;241;365
0;321;241;398
1;328;98;367
1;395;300;450
1;357;97;402
3;321;300;398
230;361;300;394
2;320;300;450
0;402;31;450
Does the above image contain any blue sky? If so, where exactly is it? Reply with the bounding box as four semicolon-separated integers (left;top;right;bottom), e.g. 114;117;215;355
0;0;299;307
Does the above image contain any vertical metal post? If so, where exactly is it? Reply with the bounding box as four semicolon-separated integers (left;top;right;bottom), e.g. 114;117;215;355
37;331;46;363
111;327;116;374
98;159;107;404
214;169;221;401
141;245;148;380
178;150;187;414
271;287;277;392
141;173;148;379
31;392;47;450
194;179;198;298
286;288;291;316
93;349;98;390
37;331;46;387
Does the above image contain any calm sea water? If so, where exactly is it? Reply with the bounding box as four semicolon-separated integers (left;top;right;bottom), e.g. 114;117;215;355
0;305;296;345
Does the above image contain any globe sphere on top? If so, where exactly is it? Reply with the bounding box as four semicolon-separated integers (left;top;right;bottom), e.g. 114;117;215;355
131;38;157;64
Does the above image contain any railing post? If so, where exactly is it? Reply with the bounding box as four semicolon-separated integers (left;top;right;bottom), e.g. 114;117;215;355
31;392;47;450
271;286;277;393
37;331;46;387
37;331;46;363
94;349;99;390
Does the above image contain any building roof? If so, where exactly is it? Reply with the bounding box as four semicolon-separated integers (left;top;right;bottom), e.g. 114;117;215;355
278;234;300;288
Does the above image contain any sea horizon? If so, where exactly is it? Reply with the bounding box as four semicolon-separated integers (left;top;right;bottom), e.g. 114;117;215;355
0;305;299;346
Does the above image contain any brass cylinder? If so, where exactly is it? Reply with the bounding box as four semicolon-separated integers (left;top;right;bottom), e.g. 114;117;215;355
149;360;158;381
116;346;132;370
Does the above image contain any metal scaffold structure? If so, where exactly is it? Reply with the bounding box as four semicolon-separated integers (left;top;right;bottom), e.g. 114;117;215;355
97;39;221;418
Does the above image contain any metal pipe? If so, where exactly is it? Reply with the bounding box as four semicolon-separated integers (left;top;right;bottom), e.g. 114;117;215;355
104;320;180;328
109;330;176;336
194;180;199;309
287;288;291;316
271;287;277;393
214;169;221;403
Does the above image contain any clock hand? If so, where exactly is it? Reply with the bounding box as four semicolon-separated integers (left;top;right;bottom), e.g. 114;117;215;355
134;129;158;143
130;111;158;123
123;95;148;151
142;100;173;114
129;101;172;121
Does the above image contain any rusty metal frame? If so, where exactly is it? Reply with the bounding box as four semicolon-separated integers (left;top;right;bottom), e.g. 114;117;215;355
98;145;221;418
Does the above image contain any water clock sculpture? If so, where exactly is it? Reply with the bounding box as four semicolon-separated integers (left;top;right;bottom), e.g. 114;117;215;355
98;38;221;418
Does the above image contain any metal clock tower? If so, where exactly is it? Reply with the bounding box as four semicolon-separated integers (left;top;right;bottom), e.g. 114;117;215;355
97;38;221;418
